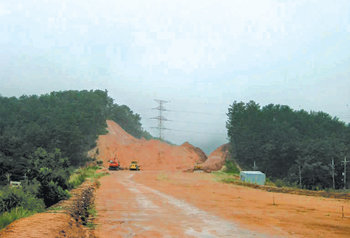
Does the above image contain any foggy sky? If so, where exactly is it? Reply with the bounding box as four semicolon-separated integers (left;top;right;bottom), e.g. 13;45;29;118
1;0;350;154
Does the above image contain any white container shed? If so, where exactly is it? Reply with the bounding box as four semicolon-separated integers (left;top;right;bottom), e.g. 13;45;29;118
240;171;266;185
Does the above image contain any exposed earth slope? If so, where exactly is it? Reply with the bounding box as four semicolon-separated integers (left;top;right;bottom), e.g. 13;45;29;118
96;120;207;170
199;143;230;172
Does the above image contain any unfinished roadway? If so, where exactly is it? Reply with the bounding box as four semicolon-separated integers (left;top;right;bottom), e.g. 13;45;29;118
94;171;271;237
94;170;350;238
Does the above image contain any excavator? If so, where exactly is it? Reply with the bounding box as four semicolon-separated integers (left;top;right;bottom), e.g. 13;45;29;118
108;158;120;170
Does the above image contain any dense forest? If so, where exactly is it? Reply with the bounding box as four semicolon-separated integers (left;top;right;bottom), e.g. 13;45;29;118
226;101;350;190
0;90;151;208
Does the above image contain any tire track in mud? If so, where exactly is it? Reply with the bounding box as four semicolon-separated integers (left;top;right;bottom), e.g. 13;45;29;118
96;172;270;238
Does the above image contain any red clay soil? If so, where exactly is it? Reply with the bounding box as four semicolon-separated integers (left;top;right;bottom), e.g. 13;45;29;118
132;171;350;238
199;143;230;172
96;120;207;171
0;213;87;238
94;121;350;237
0;181;96;238
94;170;350;237
94;171;270;237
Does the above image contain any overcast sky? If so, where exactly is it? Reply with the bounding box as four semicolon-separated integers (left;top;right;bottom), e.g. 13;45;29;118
1;0;350;153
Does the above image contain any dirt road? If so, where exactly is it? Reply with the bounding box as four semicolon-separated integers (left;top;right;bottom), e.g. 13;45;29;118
95;171;350;238
94;171;269;237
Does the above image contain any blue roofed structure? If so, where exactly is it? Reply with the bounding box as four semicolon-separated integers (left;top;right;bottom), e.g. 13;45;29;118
240;171;266;185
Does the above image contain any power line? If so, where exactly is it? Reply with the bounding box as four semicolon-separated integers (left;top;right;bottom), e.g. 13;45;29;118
166;109;226;116
153;128;226;136
150;99;169;140
171;129;225;136
167;120;224;126
149;101;227;138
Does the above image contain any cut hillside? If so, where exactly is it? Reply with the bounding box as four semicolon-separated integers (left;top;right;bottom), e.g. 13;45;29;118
96;120;207;171
199;143;231;172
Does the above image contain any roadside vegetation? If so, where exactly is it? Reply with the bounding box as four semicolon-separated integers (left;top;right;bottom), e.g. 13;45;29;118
0;208;39;230
213;171;350;199
223;160;240;174
69;165;108;189
0;165;107;230
0;89;150;230
226;101;350;190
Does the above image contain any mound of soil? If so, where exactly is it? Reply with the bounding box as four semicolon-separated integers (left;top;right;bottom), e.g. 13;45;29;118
96;120;207;171
199;144;230;172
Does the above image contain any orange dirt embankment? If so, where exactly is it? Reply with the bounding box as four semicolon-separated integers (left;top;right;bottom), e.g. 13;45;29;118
96;120;207;170
0;213;86;238
0;181;96;238
199;143;230;172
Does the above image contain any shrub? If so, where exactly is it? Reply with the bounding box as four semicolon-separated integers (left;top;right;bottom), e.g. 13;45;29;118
0;187;44;213
22;179;41;197
274;179;286;188
224;160;240;174
265;177;275;186
38;180;70;207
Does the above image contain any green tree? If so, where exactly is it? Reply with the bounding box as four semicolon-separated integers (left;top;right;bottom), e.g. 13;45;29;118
226;101;349;189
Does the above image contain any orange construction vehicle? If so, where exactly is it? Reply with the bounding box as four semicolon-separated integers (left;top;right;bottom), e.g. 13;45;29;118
108;159;120;170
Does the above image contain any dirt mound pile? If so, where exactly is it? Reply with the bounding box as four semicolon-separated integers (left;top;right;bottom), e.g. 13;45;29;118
200;144;230;172
96;120;207;171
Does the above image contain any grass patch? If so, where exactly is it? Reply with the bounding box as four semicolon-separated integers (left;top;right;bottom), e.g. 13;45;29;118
0;207;37;230
47;206;64;213
86;205;97;229
69;166;107;188
211;171;240;182
213;171;350;199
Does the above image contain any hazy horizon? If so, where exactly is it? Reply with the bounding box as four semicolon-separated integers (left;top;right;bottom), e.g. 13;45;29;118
1;0;349;153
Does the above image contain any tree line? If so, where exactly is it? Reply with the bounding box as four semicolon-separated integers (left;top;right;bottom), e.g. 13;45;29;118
226;101;350;190
0;89;151;208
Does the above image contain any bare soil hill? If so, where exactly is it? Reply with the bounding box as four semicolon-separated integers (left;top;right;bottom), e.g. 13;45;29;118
96;120;207;171
199;143;230;172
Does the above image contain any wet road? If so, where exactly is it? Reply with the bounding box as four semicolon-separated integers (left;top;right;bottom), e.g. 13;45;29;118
94;171;266;238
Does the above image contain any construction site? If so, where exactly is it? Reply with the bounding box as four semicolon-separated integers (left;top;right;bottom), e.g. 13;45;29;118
1;120;349;238
1;1;350;237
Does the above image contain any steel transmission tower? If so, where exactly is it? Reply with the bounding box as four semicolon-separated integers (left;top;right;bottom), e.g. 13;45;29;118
151;99;169;140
